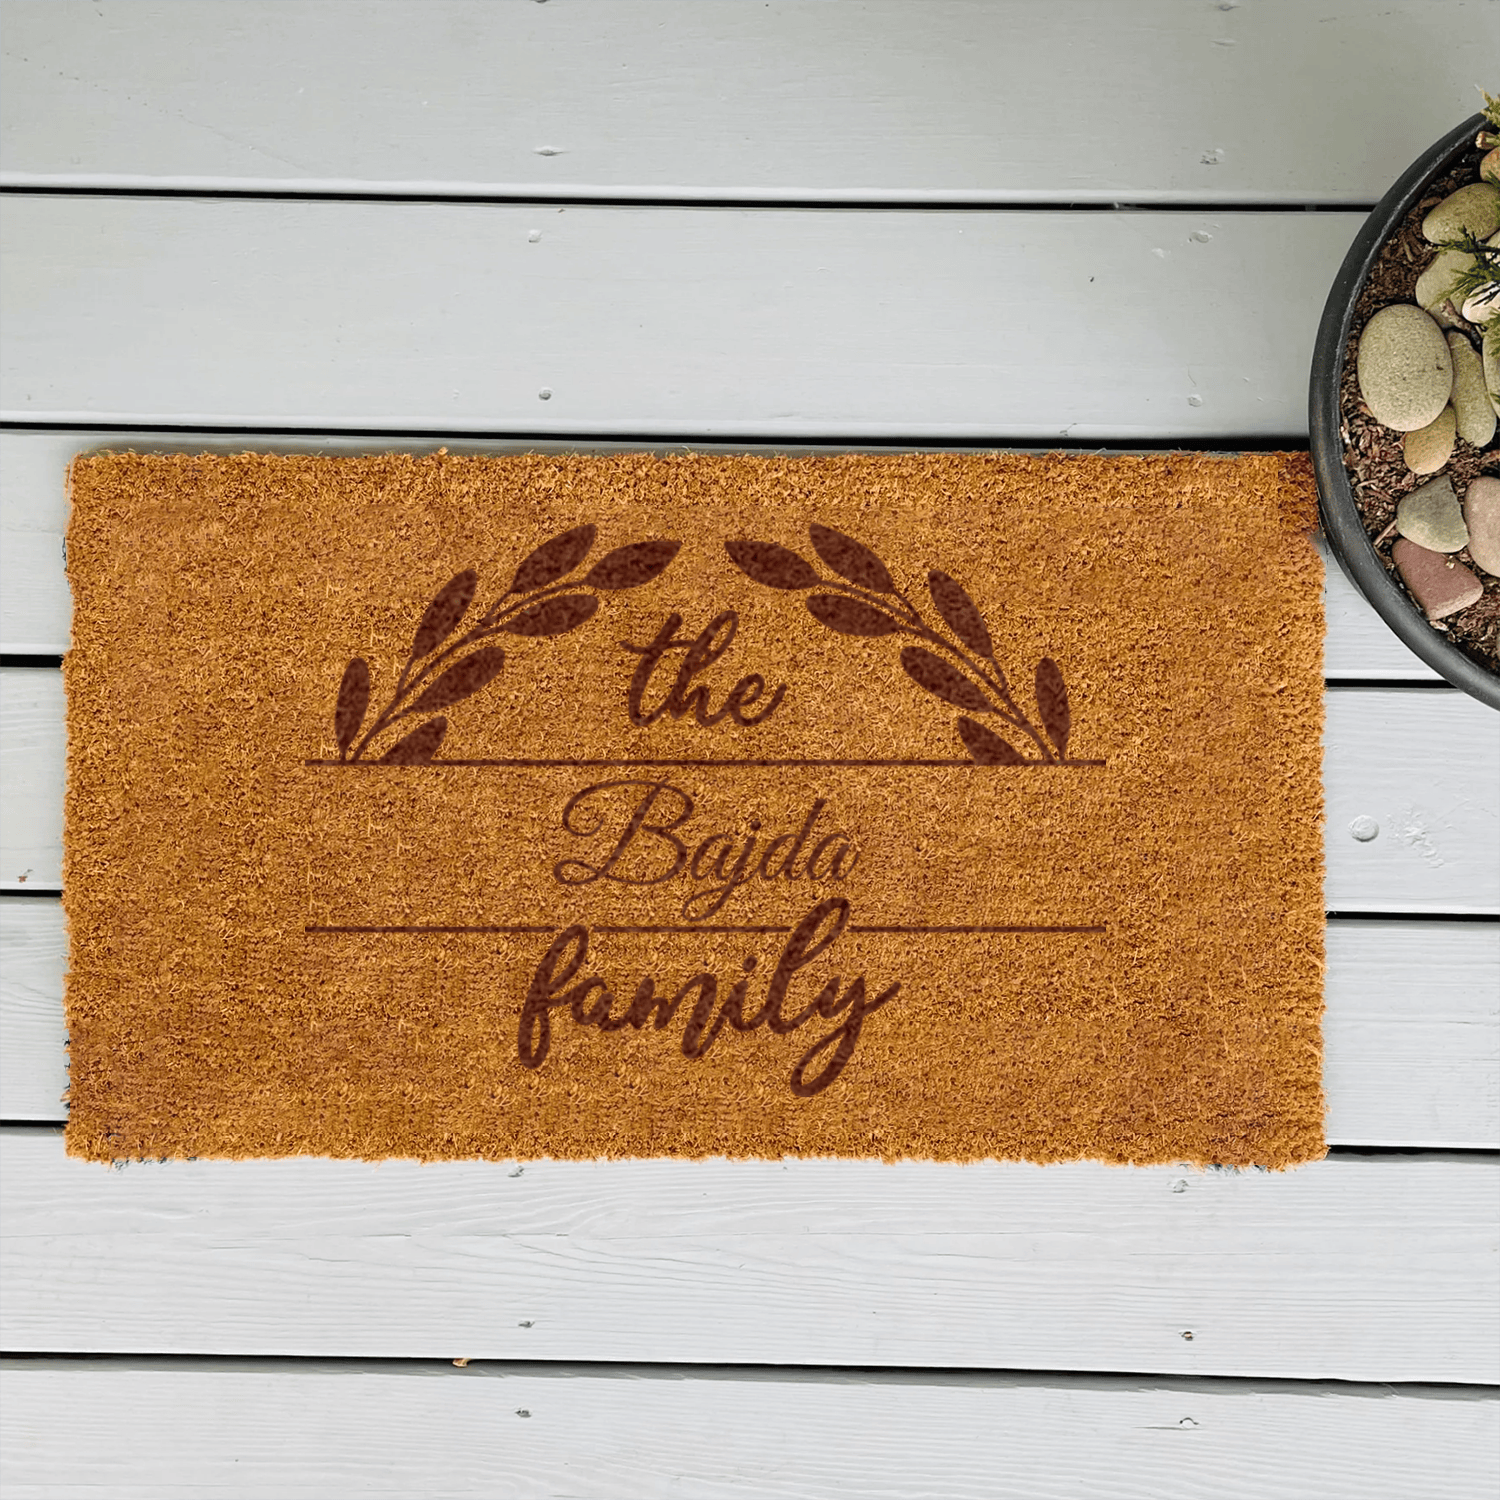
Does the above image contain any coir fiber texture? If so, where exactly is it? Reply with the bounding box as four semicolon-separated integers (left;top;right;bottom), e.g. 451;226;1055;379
63;452;1325;1166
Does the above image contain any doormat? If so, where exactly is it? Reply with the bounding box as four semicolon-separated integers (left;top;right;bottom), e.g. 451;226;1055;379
62;452;1325;1166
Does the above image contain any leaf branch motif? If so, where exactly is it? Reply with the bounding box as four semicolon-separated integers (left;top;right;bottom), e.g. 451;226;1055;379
726;523;1078;766
334;525;680;764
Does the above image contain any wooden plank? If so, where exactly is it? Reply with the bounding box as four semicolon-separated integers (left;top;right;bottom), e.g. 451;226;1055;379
7;671;1495;905
1;0;1491;204
0;670;62;891
6;899;1494;1144
0;195;1363;439
2;1132;1495;1381
0;429;1443;678
1323;922;1499;1148
1324;690;1500;915
2;1359;1495;1500
0;899;66;1120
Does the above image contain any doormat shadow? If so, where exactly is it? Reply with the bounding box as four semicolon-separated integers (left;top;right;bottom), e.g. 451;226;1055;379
62;452;1325;1166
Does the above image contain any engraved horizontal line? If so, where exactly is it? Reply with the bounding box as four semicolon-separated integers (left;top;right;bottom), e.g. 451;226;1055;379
304;923;1105;936
303;758;1108;768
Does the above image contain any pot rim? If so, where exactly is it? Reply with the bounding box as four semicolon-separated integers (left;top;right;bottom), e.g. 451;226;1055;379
1308;110;1499;711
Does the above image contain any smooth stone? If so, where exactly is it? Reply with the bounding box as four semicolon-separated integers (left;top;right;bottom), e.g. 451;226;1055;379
1422;182;1500;243
1397;475;1468;552
1402;405;1455;474
1356;304;1453;431
1393;538;1484;619
1463;475;1500;578
1430;297;1466;329
1483;147;1499;182
1448;332;1497;447
1415;248;1474;309
1485;325;1500;419
1460;284;1498;323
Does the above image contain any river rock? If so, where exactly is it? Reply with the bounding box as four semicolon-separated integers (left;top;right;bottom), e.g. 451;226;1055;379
1485;325;1500;419
1403;405;1455;474
1464;475;1500;578
1449;332;1497;447
1415;248;1475;309
1422;182;1500;243
1356;305;1453;431
1397;475;1468;552
1393;538;1484;619
1483;147;1499;182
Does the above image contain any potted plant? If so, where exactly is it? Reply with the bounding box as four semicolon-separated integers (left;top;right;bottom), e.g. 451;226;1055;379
1310;96;1499;709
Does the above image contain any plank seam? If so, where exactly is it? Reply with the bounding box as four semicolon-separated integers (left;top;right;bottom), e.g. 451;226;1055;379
0;1351;1494;1396
0;184;1379;214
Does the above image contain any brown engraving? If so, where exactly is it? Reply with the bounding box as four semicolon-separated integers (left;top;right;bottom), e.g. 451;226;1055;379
926;569;994;659
725;523;1098;767
378;716;448;765
623;611;787;729
1035;658;1071;759
333;658;371;757
330;525;679;763
550;781;855;921
809;522;896;593
956;717;1026;766
514;897;902;1096
581;540;682;590
805;594;900;637
506;524;598;595
723;539;821;590
498;594;600;637
899;646;993;715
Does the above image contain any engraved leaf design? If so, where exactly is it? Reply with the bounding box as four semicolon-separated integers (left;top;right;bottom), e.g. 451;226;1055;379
956;717;1027;766
498;593;599;637
899;646;992;713
809;523;895;593
927;570;994;659
806;594;900;636
506;524;597;595
1035;658;1070;759
334;657;370;758
412;570;478;659
408;646;506;714
379;716;448;765
724;539;821;590
581;539;681;590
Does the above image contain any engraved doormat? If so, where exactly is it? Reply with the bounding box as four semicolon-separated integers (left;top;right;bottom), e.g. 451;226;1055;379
62;452;1325;1166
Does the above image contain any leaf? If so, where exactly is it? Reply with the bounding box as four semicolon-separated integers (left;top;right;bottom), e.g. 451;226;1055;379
581;539;681;590
408;646;506;714
506;524;597;595
899;646;992;713
379;717;447;765
927;570;994;658
334;657;370;757
809;523;895;593
724;539;820;589
411;570;478;659
806;594;899;636
956;717;1026;766
497;593;599;637
1035;658;1070;758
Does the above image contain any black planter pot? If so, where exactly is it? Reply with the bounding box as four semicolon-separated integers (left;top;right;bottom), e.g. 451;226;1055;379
1309;111;1499;711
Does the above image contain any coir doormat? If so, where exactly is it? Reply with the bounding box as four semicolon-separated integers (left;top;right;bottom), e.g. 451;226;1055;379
63;452;1325;1166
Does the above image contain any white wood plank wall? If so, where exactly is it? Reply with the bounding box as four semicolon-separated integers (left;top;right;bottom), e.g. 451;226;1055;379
2;3;1497;1495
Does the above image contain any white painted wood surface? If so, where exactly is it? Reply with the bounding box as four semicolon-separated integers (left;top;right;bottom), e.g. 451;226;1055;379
0;428;1445;677
0;195;1363;439
5;899;1493;1144
1;1;1492;205
0;670;62;891
7;671;1496;905
3;1359;1495;1500
3;1131;1496;1383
